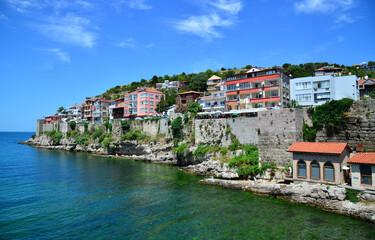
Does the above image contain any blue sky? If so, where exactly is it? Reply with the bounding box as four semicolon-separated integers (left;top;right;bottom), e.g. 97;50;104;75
0;0;374;131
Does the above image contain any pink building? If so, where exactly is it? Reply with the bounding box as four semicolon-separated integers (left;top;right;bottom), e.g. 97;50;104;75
124;88;165;117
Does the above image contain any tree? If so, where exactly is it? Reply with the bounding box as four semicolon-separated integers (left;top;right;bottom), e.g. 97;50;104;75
69;121;76;130
121;120;130;131
227;70;235;77
188;72;209;92
245;65;252;69
369;89;375;99
287;100;302;109
155;96;168;114
171;116;183;139
187;102;202;116
57;106;64;113
368;61;375;66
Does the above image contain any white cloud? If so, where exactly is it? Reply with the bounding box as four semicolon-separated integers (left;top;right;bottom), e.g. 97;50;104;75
173;0;243;41
128;0;152;10
0;12;7;20
294;0;354;14
35;14;97;48
209;0;243;15
116;38;154;49
334;13;355;23
44;48;71;63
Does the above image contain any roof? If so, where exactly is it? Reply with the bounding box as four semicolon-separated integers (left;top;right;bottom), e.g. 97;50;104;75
178;91;204;95
97;99;113;103
208;75;222;81
359;78;375;86
315;67;342;71
71;104;81;107
348;153;375;164
45;115;60;118
129;87;164;95
288;142;350;154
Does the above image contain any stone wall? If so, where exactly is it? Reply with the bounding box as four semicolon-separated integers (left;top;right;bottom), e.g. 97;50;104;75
227;117;259;145
315;100;375;152
195;118;230;146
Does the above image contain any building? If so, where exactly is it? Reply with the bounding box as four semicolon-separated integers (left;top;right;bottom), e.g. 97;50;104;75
109;98;125;120
314;66;342;76
288;142;352;185
348;153;375;188
124;88;165;118
359;78;375;98
290;75;359;106
176;91;204;112
66;104;82;121
200;75;226;111
156;80;189;92
225;67;290;110
83;97;97;122
45;115;61;124
352;62;375;72
92;99;113;123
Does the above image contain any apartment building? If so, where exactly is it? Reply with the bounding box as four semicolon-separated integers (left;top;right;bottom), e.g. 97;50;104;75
290;75;359;106
92;99;113;123
109;98;125;120
176;91;204;112
200;75;226;111
156;80;189;92
124;88;165;118
314;66;342;76
225;67;290;110
66;104;82;121
83;97;97;122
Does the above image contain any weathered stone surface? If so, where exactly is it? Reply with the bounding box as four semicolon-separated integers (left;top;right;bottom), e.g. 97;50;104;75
182;160;239;179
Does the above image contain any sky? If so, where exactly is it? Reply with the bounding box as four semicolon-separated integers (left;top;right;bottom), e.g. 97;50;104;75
0;0;374;131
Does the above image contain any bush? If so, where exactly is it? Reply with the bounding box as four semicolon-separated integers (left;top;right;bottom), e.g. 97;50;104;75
31;134;36;139
70;121;76;130
75;136;87;145
84;122;88;131
108;123;112;131
302;121;316;142
173;142;188;159
46;130;56;137
98;134;106;143
121;120;130;131
90;126;95;132
104;120;110;129
92;128;103;139
66;132;71;138
193;145;210;157
346;189;360;203
171;116;183;139
184;112;189;123
71;131;78;137
54;131;63;144
228;140;241;151
121;130;150;142
187;102;202;117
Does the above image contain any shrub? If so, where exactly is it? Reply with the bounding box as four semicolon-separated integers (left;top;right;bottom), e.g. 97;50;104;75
108;123;112;131
98;134;106;143
92;128;103;139
104;120;110;129
171;116;183;139
90;126;95;132
71;131;78;138
84;122;88;131
46;130;56;137
75;136;87;145
220;147;228;156
228;140;241;151
193;145;210;157
303;121;316;142
173;142;188;159
66;131;71;138
103;138;112;149
31;134;36;139
184;112;189;123
69;121;76;130
346;189;360;203
187;102;202;117
121;120;130;131
54;131;63;144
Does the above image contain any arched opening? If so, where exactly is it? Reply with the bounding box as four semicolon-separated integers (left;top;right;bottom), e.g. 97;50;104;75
324;161;334;181
311;161;320;180
297;160;306;178
360;165;372;186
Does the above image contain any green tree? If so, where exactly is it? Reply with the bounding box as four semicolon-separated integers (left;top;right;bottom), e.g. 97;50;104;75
187;102;202;116
171;116;183;140
57;106;64;113
188;72;209;92
69;121;76;130
155;95;168;114
369;89;375;99
368;61;375;66
245;65;252;69
121;120;131;131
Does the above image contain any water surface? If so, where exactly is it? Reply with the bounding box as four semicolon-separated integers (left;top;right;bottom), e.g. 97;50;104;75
0;132;374;239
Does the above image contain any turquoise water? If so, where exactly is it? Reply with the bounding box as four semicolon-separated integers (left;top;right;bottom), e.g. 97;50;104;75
0;132;374;239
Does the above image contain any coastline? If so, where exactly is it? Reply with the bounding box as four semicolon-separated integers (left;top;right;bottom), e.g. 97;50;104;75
21;138;375;223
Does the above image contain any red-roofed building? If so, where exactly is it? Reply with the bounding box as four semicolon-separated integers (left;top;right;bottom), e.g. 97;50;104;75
348;153;375;188
359;78;375;98
176;91;204;112
45;115;61;124
288;142;351;184
314;66;342;76
123;88;165;118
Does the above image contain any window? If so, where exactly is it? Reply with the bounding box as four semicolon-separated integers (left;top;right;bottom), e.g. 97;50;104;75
141;101;148;105
150;94;154;98
140;108;148;112
295;82;312;90
124;110;128;114
239;82;250;90
296;94;311;102
125;96;128;100
313;80;330;89
149;101;154;106
314;92;330;101
156;95;160;99
311;161;320;179
124;103;128;107
227;84;237;91
324;162;334;181
360;165;372;186
297;160;306;178
140;93;148;98
149;108;154;112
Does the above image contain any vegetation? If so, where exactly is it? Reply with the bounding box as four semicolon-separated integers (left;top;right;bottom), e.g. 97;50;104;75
121;130;150;142
84;122;88;132
346;189;360;203
57;106;64;113
171;116;183;140
54;131;63;144
155;89;177;113
173;142;189;159
193;145;211;157
75;136;88;145
69;121;76;130
92;128;103;139
287;100;302;109
303;98;354;141
121;120;130;131
187;102;202;117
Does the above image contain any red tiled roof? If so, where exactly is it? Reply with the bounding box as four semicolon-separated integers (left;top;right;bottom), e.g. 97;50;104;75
316;67;342;71
129;87;164;95
178;91;203;95
288;142;350;154
72;104;81;107
359;79;366;85
97;99;113;103
348;153;375;164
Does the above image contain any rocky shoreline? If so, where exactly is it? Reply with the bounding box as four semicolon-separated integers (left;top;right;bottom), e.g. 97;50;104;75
22;137;375;223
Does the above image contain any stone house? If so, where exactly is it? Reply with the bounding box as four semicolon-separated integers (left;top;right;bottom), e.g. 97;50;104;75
176;91;204;112
348;153;375;189
288;142;352;185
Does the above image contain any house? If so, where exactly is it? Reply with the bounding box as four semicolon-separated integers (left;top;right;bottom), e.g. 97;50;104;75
200;75;226;111
225;67;290;110
348;153;375;188
45;115;61;124
314;66;342;76
109;98;125;120
83;97;97;122
176;91;204;112
288;142;352;184
92;99;113;123
352;62;375;72
156;80;189;92
359;78;375;97
66;104;82;121
124;88;165;118
290;75;359;106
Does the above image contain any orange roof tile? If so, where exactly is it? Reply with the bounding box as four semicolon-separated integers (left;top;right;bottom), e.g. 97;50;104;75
348;153;375;164
178;91;203;95
359;79;366;85
288;142;350;154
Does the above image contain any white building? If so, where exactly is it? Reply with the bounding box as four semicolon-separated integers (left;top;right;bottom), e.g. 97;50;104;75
66;104;82;121
200;75;226;111
290;75;359;106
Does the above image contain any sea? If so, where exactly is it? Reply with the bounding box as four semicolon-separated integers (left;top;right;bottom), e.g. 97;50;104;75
0;132;374;239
